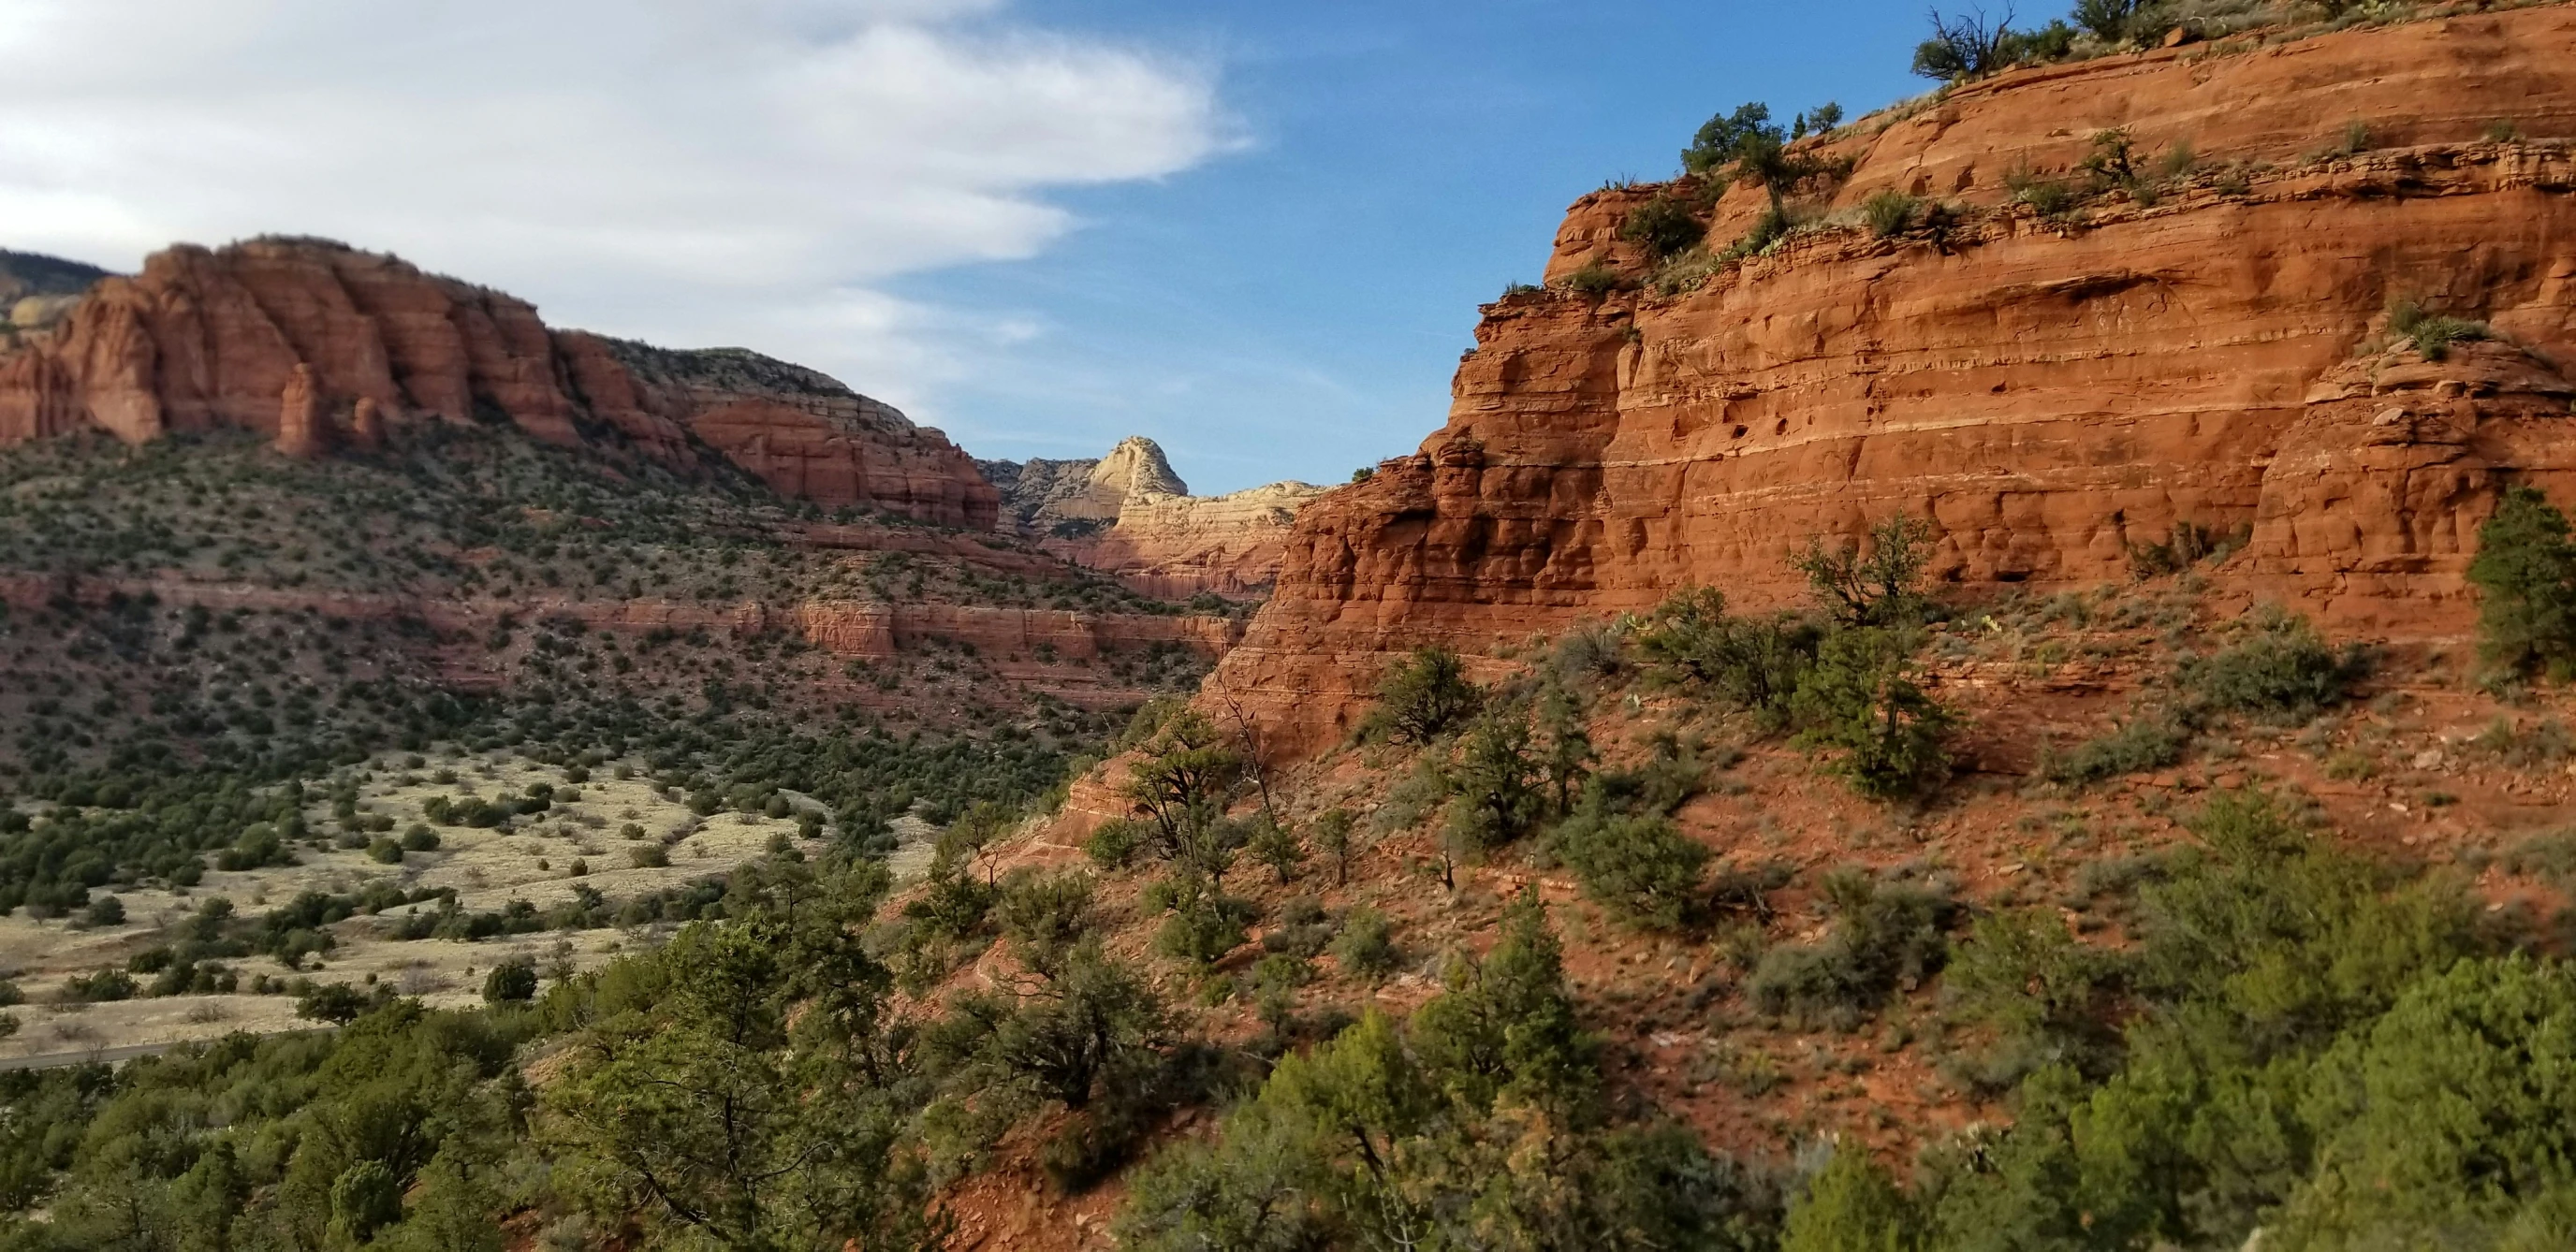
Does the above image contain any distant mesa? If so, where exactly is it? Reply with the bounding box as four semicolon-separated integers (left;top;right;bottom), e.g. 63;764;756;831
0;237;998;529
982;435;1328;599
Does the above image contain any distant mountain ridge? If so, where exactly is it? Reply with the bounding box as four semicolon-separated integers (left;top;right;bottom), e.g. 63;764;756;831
983;434;1327;597
0;249;111;305
0;238;1001;528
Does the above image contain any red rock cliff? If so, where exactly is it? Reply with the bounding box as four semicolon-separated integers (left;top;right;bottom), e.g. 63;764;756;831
1218;7;2576;755
0;239;999;529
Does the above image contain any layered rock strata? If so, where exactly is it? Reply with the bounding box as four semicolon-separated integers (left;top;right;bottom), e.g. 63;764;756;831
1215;6;2576;756
986;435;1328;596
0;240;999;528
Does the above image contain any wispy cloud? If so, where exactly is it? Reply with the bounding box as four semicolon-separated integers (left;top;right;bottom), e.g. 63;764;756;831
0;0;1230;420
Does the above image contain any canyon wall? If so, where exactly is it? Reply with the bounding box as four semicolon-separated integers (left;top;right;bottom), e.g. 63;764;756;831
1216;6;2576;755
0;240;999;529
986;435;1329;596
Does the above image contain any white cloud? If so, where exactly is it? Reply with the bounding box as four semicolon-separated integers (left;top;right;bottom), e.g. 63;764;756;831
0;0;1227;421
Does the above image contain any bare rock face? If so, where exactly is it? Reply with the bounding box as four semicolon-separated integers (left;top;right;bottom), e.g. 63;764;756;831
984;435;1190;532
1216;6;2576;757
274;363;322;459
985;435;1327;595
0;239;999;529
1074;479;1331;599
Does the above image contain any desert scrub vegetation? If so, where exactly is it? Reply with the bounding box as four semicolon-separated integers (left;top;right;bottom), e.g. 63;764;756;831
1617;193;1705;259
1772;788;2576;1250
1632;515;1958;801
1748;868;1960;1029
2389;297;2494;360
0;848;1226;1248
2175;604;2369;722
1118;892;1793;1251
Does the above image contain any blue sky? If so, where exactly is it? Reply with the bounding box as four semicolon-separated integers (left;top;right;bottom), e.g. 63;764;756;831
3;0;1936;496
920;1;1932;492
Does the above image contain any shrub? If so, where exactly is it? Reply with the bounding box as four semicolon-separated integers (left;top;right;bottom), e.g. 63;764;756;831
2390;298;2492;360
365;837;404;864
1554;810;1710;929
1682;102;1776;175
329;1159;403;1243
2178;612;2367;721
2008;169;2079;219
1783;1148;1919;1252
482;959;538;1003
2127;519;2243;577
2470;487;2576;680
1634;587;1818;730
1147;875;1253;968
2042;714;2188;785
1327;907;1400;980
1941;909;2124;1081
1086;817;1146;870
2072;0;2145;41
1795;515;1934;628
294;981;367;1023
1365;646;1481;745
2275;955;2576;1244
401;823;440;852
629;843;670;869
1562;263;1624;298
994;868;1097;975
1244;818;1304;883
1861;190;1921;238
1912;7;2012;80
1442;708;1544;852
1749;871;1955;1028
1790;626;1957;802
1620;196;1705;259
81;895;124;927
65;968;138;1002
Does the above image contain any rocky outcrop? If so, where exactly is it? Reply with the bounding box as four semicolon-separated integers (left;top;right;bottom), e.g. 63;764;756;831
983;435;1190;534
597;336;1000;529
1070;480;1332;599
986;435;1329;596
1216;6;2576;756
275;364;322;458
0;239;1000;528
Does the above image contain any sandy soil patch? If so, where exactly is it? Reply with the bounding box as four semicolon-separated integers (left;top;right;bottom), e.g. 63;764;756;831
0;751;837;1061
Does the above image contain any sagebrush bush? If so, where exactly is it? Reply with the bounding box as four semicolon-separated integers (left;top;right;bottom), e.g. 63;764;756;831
1554;809;1709;929
2042;713;2188;785
1861;189;1921;238
1749;870;1956;1028
1327;907;1400;980
2178;610;2368;721
2390;298;2492;360
1562;263;1625;299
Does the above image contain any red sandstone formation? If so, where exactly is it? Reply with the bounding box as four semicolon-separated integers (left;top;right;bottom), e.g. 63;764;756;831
1215;6;2576;756
274;364;322;458
0;240;999;529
